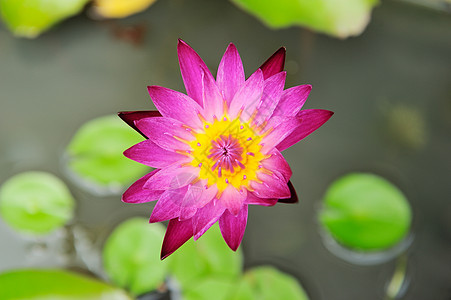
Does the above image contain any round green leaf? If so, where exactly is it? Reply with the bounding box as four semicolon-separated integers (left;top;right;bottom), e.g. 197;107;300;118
103;218;168;296
65;115;148;192
166;224;243;290
183;277;238;300
319;173;412;251
0;269;132;300
0;0;90;38
232;266;309;300
0;171;75;235
231;0;379;38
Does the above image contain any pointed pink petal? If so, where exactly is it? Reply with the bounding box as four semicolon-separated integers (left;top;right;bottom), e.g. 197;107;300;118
276;109;334;152
261;149;292;181
148;86;203;129
278;181;299;204
244;192;277;207
118;111;162;138
272;85;312;118
193;200;226;240
261;117;301;153
143;165;199;190
259;47;286;79
202;67;224;121
218;185;247;215
124;139;189;168
178;39;213;106
219;205;248;251
253;72;286;126
251;170;290;199
216;43;245;105
122;170;164;203
228;69;264;121
135;117;194;151
161;218;193;260
149;186;188;223
179;180;218;218
179;182;208;221
196;182;219;208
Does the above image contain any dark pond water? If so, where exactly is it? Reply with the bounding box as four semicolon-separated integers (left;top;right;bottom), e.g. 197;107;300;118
1;0;450;299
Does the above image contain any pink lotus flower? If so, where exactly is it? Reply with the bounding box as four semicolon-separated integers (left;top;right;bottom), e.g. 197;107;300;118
119;40;333;259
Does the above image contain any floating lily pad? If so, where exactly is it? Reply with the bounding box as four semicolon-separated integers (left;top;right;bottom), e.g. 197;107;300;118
0;0;89;38
167;224;243;290
0;171;75;235
320;173;412;251
65;115;148;195
0;269;132;300
231;0;379;38
232;266;309;300
103;218;168;296
92;0;157;19
183;277;238;300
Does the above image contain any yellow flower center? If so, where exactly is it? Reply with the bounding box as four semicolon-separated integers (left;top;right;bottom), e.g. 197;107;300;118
188;115;266;192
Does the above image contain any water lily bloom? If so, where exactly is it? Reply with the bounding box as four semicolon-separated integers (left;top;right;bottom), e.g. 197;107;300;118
119;40;333;259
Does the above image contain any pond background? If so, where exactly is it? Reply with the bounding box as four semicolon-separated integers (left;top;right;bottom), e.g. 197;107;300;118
1;0;450;299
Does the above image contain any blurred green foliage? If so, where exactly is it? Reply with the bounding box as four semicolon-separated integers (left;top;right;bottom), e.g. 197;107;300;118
66;115;148;190
320;173;412;251
167;224;243;291
0;0;380;39
0;171;75;235
0;269;132;300
231;0;379;38
0;0;89;38
103;218;168;296
232;266;310;300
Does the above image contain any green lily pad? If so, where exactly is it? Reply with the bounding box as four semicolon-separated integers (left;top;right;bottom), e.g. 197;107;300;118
0;0;89;38
232;266;309;300
0;269;132;300
319;173;412;251
231;0;379;38
103;218;168;296
166;224;243;290
0;171;75;235
183;277;239;300
65;115;148;192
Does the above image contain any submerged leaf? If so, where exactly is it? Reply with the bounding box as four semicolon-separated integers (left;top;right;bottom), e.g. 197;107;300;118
320;173;412;251
0;171;75;235
231;0;379;38
0;269;132;300
0;0;89;38
103;218;168;296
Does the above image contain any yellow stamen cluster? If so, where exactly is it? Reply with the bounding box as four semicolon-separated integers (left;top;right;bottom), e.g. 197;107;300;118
188;115;266;192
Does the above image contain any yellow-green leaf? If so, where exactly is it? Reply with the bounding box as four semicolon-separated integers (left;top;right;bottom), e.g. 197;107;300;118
231;0;379;38
0;269;132;300
0;0;89;38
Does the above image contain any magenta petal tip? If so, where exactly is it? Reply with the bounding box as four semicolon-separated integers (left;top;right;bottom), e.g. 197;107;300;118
277;180;299;204
160;218;194;260
260;47;286;79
